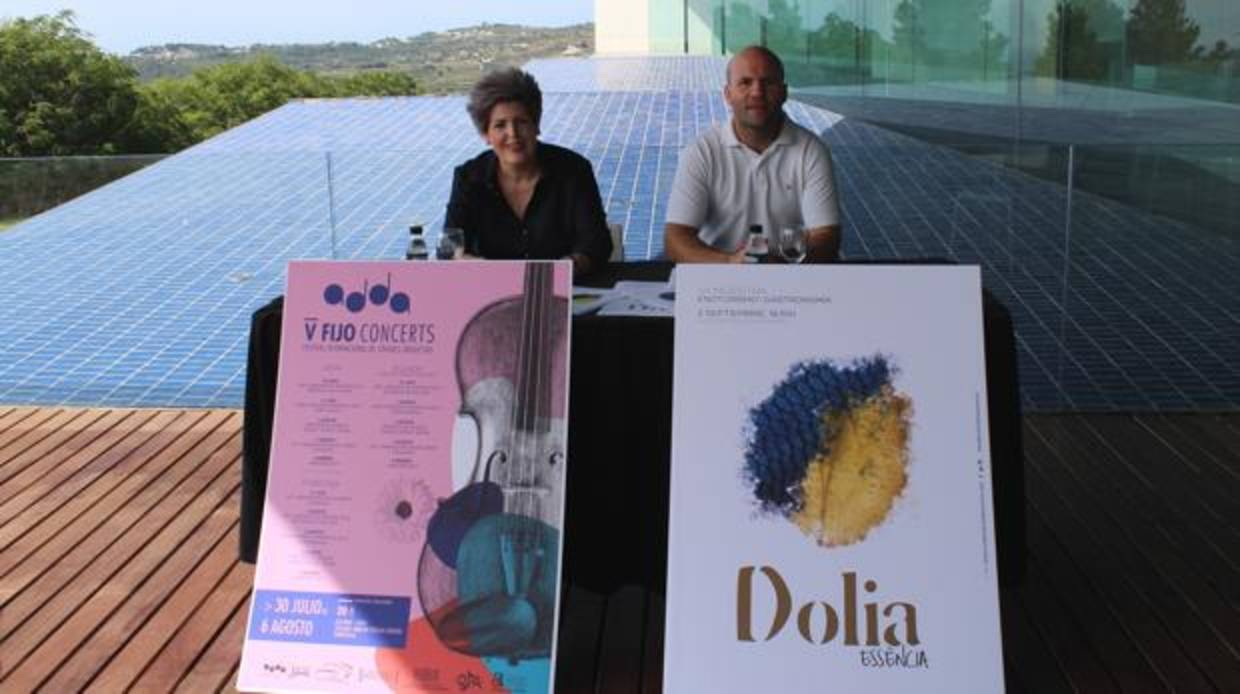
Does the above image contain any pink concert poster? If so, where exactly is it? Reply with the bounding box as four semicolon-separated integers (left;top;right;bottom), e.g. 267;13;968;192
239;260;572;694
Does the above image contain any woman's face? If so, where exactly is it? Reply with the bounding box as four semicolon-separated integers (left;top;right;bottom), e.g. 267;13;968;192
484;101;539;170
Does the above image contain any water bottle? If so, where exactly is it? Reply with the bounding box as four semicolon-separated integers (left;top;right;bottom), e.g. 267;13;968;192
744;224;768;263
405;224;428;260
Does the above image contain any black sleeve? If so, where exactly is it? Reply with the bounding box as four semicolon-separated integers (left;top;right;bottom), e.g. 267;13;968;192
444;164;479;256
570;158;614;267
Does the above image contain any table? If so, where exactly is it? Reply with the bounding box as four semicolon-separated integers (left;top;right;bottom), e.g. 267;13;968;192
240;261;1025;592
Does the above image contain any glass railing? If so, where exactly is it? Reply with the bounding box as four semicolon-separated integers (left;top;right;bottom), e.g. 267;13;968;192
0;155;166;227
1062;143;1240;411
1;140;1235;412
649;0;1240;110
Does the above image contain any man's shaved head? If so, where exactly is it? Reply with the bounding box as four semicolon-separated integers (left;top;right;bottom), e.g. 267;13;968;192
726;45;785;85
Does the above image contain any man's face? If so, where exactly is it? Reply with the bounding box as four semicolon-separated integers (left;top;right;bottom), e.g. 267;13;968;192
724;50;787;132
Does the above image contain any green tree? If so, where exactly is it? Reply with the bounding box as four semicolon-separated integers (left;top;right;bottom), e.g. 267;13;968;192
810;13;863;67
170;55;330;140
891;0;928;67
1034;0;1124;81
1126;0;1200;65
1199;40;1233;68
889;0;1009;81
808;13;891;76
125;57;417;150
2;13;419;155
968;0;1010;79
723;2;761;52
764;0;804;58
886;0;927;82
0;11;140;155
327;71;418;97
123;78;200;153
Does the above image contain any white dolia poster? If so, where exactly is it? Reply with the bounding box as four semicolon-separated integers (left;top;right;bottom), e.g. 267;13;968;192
665;265;1005;693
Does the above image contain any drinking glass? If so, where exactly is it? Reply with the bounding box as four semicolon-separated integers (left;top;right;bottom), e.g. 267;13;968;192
437;227;465;260
779;227;807;264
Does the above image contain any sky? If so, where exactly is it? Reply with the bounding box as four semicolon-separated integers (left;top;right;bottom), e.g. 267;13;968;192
2;1;595;54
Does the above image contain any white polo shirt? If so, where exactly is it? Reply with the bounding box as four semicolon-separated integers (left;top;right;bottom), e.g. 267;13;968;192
665;116;840;252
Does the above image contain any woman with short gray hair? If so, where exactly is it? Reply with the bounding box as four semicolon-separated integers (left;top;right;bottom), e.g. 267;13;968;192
445;67;612;275
465;67;542;134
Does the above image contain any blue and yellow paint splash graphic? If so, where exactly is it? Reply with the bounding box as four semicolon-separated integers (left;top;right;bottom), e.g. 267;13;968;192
743;356;912;547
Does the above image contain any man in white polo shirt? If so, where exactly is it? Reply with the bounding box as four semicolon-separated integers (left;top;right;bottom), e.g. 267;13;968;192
664;45;841;263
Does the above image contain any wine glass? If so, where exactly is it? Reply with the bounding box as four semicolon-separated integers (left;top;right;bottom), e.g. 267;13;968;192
437;227;465;260
779;226;807;264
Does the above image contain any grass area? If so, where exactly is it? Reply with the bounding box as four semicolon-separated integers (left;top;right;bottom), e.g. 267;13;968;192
0;217;24;231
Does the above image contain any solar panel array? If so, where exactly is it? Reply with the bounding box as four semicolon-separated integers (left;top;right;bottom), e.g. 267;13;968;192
0;56;1237;409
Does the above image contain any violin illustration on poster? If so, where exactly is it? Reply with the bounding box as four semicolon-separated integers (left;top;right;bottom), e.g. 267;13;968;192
239;260;571;694
416;261;567;661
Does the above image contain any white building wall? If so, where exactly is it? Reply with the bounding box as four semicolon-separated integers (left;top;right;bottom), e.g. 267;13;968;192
594;0;650;54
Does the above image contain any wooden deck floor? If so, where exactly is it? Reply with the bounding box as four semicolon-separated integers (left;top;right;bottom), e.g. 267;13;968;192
0;407;1237;692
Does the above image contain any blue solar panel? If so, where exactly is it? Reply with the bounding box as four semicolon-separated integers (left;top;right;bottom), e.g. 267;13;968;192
527;56;730;92
0;56;1237;410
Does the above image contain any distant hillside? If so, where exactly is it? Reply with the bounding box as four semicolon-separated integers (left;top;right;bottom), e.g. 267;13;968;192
125;22;593;93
